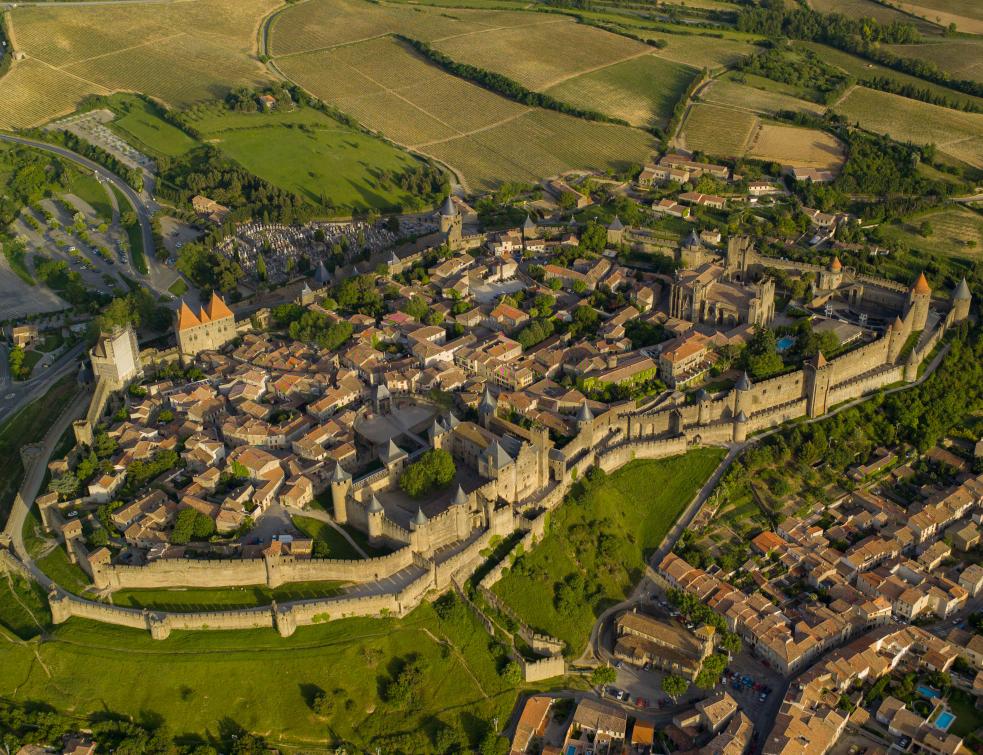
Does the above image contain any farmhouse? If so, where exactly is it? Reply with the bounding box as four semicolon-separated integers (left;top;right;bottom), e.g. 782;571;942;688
652;198;690;218
678;191;726;210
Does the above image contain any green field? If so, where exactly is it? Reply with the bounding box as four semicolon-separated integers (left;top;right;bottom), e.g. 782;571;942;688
705;76;827;116
106;93;198;157
0;586;530;751
883;39;983;84
111;580;346;610
167;278;189;297
879;206;983;259
65;169;113;221
545;54;697;128
678;102;758;157
796;41;983;112
0;0;279;128
184;104;441;211
431;16;651;91
292;514;366;560
0;574;50;640
21;508;94;595
492;449;725;655
834;86;983;168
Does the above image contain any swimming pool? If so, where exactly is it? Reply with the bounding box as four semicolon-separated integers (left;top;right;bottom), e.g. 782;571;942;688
776;336;796;352
917;685;940;699
933;710;956;731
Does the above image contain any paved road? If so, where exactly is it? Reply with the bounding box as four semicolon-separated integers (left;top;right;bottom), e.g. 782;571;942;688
0;341;88;427
4;388;91;585
0;344;9;390
0;133;178;299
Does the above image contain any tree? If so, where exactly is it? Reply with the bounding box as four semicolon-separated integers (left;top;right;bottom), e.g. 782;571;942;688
590;666;617;686
720;631;742;655
229;460;250;480
384;657;424;708
48;473;80;499
399;449;456;497
171;507;213;544
311;690;334;717
661;674;688;701
500;660;523;686
256;253;267;281
579;220;607;255
7;347;26;380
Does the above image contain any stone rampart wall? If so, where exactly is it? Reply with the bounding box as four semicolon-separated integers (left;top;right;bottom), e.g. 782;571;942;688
827;365;903;408
523;655;566;682
829;337;891;384
96;548;415;590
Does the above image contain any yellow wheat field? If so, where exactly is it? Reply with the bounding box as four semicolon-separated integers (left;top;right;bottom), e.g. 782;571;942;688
0;0;278;127
277;36;656;190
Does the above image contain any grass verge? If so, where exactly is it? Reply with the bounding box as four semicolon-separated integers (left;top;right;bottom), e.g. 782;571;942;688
493;448;725;654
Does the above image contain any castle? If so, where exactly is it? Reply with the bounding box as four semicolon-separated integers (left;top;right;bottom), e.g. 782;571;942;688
89;325;141;389
328;386;553;558
669;262;776;327
665;235;777;328
23;238;976;642
437;195;463;250
176;293;237;360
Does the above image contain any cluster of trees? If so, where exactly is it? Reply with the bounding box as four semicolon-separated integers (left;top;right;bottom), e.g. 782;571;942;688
379;163;448;200
861;76;981;113
515;292;557;349
334;274;384;316
158;146;312;226
399;36;628;126
736;47;849;101
171;506;216;544
835;131;936;198
176;243;243;296
738;326;785;380
402;295;444;326
94;290;172;334
7;346;29;380
736;1;983;99
737;2;919;46
33;257;98;308
383;655;425;709
122;448;180;497
0;699;266;755
399;448;456;498
270;303;354;350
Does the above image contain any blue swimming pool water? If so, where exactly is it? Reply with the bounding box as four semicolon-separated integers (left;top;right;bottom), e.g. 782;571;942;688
934;711;956;731
917;685;941;699
776;336;796;352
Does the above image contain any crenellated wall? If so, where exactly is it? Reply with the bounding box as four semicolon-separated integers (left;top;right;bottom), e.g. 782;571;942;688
34;274;968;644
90;548;416;590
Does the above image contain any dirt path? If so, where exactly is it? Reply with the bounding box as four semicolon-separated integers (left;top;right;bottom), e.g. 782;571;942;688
537;47;654;91
417;626;490;700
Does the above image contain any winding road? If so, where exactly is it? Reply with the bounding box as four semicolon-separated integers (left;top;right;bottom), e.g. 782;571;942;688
0;132;181;297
